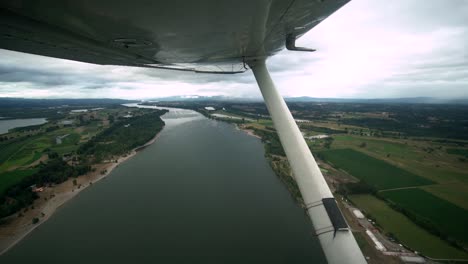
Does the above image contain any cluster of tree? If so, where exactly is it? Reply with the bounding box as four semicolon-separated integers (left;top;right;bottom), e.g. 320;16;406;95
10;123;45;133
336;181;376;196
245;126;285;156
299;124;346;134
0;158;91;218
0;136;11;142
78;109;167;162
269;157;304;205
339;104;468;140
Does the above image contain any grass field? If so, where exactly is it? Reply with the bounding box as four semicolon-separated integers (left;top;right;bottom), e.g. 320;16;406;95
381;188;468;245
447;148;468;158
332;135;420;161
330;135;468;184
319;148;434;190
423;183;468;210
0;169;38;195
0;129;83;194
350;194;468;259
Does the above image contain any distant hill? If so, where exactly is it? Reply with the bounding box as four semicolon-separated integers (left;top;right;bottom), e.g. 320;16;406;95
284;96;468;104
146;95;468;105
2;96;467;105
146;95;261;102
0;98;138;108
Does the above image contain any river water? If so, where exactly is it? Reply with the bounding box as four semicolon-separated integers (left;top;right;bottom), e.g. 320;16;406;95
1;105;326;263
0;118;47;134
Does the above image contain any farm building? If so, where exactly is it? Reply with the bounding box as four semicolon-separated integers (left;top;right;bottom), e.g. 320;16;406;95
352;209;365;219
366;229;386;251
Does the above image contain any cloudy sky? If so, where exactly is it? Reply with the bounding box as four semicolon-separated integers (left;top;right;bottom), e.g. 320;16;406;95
1;0;467;99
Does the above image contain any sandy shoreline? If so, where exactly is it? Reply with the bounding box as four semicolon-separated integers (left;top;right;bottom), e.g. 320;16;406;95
236;124;262;139
0;131;162;255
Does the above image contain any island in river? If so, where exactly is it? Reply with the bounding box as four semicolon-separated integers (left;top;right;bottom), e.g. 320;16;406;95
0;103;166;254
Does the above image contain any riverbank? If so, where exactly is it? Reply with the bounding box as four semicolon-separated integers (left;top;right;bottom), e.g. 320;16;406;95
236;124;305;207
0;130;163;255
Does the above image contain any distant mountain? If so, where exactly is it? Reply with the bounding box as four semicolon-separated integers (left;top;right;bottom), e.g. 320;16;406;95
0;98;138;108
285;96;468;104
2;96;467;105
146;95;468;104
146;95;261;102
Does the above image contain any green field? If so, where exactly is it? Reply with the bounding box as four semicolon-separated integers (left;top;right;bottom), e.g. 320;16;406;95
331;135;468;184
447;148;468;158
423;183;468;210
319;148;434;190
350;194;468;259
0;169;38;195
0;128;84;195
332;135;420;161
381;188;468;245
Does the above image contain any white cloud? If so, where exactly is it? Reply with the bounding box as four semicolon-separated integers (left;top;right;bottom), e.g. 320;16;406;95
0;0;467;99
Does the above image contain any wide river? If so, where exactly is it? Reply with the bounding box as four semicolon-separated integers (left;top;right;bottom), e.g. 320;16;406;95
1;105;326;263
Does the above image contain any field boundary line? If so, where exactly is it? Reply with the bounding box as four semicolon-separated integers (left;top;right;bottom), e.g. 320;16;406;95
378;185;433;193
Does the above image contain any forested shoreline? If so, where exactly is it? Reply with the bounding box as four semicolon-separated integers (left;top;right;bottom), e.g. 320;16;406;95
0;108;167;219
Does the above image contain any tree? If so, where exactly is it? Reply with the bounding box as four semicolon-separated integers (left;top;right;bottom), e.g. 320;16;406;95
48;152;59;159
324;137;334;149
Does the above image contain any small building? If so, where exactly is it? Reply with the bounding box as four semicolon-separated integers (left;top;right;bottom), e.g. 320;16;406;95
30;185;44;193
295;119;311;123
56;134;70;144
123;114;133;118
62;153;73;161
60;120;74;126
352;209;365;219
70;109;88;113
400;256;425;263
124;124;131;128
204;107;215;111
305;134;329;140
366;229;386;251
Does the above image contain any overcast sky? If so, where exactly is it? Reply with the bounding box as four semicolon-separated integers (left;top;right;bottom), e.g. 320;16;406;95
1;0;467;99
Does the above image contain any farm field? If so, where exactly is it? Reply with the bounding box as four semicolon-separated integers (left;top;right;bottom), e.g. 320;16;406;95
318;148;434;190
330;135;468;184
380;188;468;245
423;183;468;210
350;194;468;259
447;148;468;158
317;134;468;203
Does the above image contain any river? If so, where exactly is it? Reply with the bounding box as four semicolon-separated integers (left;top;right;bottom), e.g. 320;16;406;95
0;105;326;263
0;118;48;134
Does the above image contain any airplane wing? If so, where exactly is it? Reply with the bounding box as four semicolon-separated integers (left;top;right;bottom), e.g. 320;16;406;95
0;1;368;263
0;0;347;73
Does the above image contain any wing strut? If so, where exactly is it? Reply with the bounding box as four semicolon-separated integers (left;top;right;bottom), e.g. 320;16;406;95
249;59;366;264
